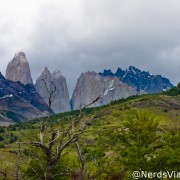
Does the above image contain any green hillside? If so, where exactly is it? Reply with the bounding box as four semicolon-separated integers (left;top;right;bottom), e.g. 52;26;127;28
0;87;180;179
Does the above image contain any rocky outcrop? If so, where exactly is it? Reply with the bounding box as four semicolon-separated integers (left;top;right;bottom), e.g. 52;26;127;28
71;71;137;110
35;68;70;113
100;66;173;94
6;52;33;84
0;72;50;124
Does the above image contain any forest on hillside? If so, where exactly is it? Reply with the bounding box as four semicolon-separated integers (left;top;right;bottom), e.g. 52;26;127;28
0;85;180;179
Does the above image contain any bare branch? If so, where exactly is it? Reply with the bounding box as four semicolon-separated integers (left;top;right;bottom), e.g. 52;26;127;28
42;78;57;112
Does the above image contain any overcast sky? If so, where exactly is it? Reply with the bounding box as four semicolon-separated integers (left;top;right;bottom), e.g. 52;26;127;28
0;0;180;95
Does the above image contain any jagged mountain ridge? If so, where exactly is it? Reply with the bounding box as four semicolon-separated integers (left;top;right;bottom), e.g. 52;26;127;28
99;66;173;94
0;72;50;124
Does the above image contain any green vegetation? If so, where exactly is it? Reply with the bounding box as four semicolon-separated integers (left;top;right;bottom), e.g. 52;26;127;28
0;89;180;179
0;126;5;133
163;82;180;96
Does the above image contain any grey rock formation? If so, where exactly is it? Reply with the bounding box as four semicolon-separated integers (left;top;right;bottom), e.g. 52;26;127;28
6;52;33;84
35;68;70;113
71;71;137;110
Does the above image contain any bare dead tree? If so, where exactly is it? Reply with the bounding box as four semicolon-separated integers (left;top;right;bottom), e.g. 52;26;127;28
28;122;84;179
0;171;7;180
74;139;115;180
0;164;7;180
73;141;97;180
0;154;14;180
42;78;57;112
22;96;101;180
0;150;22;180
14;143;22;180
74;142;85;180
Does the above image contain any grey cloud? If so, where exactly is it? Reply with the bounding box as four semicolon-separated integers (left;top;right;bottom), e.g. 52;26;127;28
1;0;180;96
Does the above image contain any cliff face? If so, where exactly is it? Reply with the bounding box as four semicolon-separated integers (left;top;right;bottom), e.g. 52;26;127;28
35;68;70;113
71;71;137;110
5;52;33;84
0;72;50;124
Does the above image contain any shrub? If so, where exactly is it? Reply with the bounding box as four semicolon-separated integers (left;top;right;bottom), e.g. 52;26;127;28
9;135;18;144
0;143;5;148
0;127;5;133
0;135;4;142
119;111;161;176
163;84;180;96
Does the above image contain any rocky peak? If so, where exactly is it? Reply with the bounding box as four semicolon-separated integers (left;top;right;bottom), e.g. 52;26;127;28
35;68;70;113
53;69;63;79
14;52;27;62
115;68;126;78
128;66;141;74
5;52;33;84
99;69;114;77
71;71;137;110
41;67;51;78
43;67;50;73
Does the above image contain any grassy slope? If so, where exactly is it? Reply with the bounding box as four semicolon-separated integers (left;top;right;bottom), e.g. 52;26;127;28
0;93;180;178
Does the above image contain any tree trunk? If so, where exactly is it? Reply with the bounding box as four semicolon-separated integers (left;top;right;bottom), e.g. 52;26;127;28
45;162;54;180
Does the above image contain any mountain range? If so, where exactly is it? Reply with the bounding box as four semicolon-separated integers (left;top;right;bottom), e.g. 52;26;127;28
0;52;174;124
